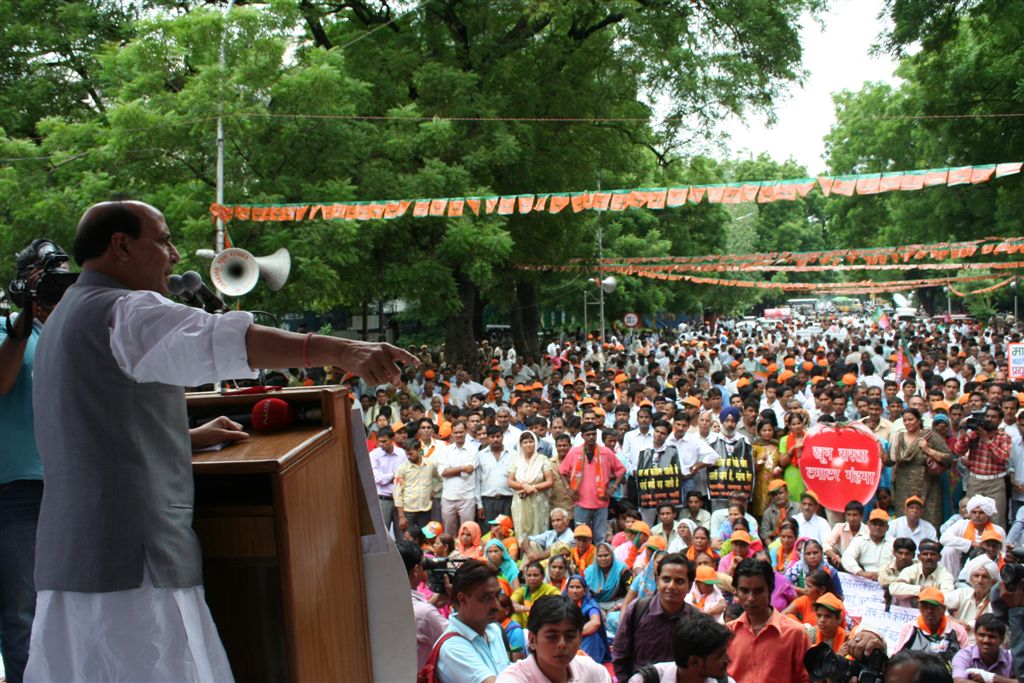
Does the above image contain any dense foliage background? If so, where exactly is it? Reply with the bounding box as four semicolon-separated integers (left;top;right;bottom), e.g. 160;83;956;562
0;0;1020;362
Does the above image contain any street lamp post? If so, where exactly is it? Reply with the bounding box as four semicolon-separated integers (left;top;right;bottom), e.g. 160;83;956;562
944;286;951;318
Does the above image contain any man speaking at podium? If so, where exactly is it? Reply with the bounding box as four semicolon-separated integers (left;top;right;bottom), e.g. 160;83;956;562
24;200;417;682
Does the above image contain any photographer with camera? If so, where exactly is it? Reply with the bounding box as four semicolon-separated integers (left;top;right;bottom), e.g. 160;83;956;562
398;540;449;670
953;407;1012;528
0;238;75;683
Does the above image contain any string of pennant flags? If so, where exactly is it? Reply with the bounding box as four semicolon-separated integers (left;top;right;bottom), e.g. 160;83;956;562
570;259;1024;273
577;270;1008;294
208;161;1023;224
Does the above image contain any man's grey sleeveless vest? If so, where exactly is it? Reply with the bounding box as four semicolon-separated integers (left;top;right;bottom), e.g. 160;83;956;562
33;270;201;591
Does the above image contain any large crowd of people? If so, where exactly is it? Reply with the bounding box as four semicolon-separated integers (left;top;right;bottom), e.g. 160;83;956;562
363;313;1024;682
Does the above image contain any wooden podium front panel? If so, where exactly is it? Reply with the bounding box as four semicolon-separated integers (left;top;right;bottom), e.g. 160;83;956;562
191;388;371;682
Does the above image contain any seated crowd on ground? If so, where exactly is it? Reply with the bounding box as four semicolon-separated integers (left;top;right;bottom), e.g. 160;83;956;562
367;313;1024;682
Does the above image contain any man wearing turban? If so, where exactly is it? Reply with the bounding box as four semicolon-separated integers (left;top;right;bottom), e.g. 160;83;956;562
707;407;754;512
938;495;1006;576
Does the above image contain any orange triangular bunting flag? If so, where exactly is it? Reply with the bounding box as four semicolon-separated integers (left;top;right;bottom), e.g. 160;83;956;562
947;166;972;186
498;196;516;214
706;186;726;203
609;192;628;211
465;198;480;215
448;199;464;217
592;192;611;211
413;201;430;217
429;199;448;216
970;165;995;184
901;172;925;190
549;195;570;213
666;187;687;207
533;195;548;212
818;177;835;196
740;184;760;202
647;189;667;209
517;195;534;213
756;185;776;203
831;177;856;196
687;187;705;203
485;197;499;214
923;169;948;186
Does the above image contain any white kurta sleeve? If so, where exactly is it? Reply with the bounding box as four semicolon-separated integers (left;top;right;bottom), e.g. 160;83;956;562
109;291;258;386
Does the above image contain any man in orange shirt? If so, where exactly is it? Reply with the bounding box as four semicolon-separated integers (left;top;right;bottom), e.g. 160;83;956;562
727;558;809;683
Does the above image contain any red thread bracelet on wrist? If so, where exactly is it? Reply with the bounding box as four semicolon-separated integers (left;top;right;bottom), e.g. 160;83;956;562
302;332;314;368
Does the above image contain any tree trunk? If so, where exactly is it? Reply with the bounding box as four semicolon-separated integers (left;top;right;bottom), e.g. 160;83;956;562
511;279;541;360
445;273;478;368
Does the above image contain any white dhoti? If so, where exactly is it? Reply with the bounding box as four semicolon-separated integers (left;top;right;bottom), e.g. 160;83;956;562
25;565;233;683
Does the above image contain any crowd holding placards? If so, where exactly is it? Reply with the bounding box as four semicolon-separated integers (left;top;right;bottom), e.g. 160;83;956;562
349;312;1024;682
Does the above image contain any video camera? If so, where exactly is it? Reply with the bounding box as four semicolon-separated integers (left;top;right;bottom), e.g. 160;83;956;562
422;556;467;596
805;641;886;683
961;409;990;432
8;240;78;309
1000;547;1024;593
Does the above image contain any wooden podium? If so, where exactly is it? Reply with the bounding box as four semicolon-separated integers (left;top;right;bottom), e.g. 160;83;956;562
187;386;373;682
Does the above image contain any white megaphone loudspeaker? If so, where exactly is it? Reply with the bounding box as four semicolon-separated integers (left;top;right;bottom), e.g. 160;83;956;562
206;247;291;296
595;276;617;294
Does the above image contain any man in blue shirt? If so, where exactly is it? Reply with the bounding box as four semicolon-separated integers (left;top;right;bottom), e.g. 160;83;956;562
436;559;511;683
0;239;69;682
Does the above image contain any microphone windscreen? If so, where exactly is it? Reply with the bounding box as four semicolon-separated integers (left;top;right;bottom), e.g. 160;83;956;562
181;270;203;294
251;398;294;433
167;274;184;295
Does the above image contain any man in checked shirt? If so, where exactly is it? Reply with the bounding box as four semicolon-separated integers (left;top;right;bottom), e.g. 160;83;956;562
953;405;1013;527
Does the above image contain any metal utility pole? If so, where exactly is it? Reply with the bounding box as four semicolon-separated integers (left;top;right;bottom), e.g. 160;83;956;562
215;0;236;256
597;175;605;345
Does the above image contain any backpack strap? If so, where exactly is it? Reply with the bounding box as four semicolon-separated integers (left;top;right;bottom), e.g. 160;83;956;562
630;595;654;637
418;632;465;683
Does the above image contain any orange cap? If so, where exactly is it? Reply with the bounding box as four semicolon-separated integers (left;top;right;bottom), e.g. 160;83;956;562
683;396;702;408
767;363;779;374
905;495;924;507
730;530;753;545
778;370;795;382
802;361;815;372
438;422;452;439
645;536;667;551
869;509;890;523
695;566;719;584
614;373;628;384
784;357;796;368
628;521;652;536
842;373;858;386
737;378;750;388
573;525;593;538
814;592;845;614
919;587;945;606
980;528;1003;544
768;479;788;493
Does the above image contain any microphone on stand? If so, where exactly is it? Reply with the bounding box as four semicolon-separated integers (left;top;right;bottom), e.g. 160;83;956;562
181;271;226;313
167;274;201;307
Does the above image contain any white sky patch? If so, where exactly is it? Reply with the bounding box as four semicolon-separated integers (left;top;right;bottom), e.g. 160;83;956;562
714;0;902;175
